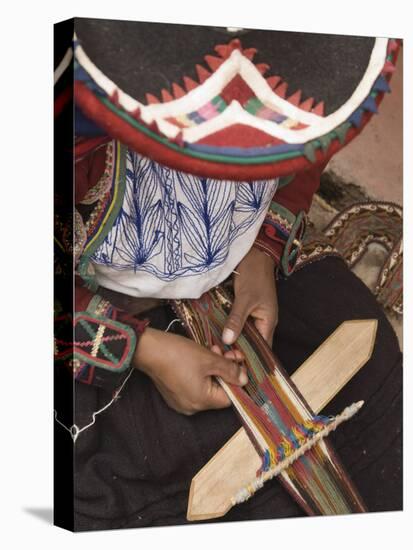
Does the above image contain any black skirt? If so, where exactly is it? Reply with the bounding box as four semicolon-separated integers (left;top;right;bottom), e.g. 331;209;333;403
72;257;402;531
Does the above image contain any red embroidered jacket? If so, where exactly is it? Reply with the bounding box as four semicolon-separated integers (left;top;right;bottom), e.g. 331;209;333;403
54;138;324;395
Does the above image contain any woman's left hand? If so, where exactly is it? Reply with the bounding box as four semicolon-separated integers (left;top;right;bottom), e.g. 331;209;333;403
222;247;278;347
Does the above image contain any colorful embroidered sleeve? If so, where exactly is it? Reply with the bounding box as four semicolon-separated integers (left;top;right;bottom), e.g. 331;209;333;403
253;164;326;275
54;139;149;393
55;283;148;391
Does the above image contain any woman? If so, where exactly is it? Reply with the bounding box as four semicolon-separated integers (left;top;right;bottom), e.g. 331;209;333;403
54;19;402;531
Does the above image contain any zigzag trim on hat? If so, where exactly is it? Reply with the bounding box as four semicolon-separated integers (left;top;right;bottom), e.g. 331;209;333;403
73;34;400;179
75;36;389;146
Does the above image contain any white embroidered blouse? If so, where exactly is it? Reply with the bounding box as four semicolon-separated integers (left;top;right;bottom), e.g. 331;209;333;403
91;148;279;299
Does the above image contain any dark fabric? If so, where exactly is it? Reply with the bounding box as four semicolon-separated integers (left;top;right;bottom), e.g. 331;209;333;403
74;18;375;115
72;257;402;531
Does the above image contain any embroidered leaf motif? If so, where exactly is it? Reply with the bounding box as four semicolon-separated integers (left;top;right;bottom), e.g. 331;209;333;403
93;152;164;270
231;181;278;242
91;150;279;281
235;182;266;212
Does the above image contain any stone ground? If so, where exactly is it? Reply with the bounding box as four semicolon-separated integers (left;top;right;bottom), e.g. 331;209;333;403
309;49;403;347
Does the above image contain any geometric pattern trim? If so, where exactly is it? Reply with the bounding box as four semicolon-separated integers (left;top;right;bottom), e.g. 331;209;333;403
73;313;136;372
74;36;400;180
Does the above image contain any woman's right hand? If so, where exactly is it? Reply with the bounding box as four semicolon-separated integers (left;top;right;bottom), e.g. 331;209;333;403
133;328;248;415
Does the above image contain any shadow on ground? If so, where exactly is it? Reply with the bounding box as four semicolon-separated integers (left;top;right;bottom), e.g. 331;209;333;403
23;507;53;525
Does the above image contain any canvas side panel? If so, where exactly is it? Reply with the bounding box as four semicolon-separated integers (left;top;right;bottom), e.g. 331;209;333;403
54;17;75;533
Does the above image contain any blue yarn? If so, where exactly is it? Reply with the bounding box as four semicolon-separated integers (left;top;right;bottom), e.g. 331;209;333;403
262;449;271;471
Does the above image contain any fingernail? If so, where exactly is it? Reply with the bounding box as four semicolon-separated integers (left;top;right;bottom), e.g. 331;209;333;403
239;370;248;386
222;328;235;345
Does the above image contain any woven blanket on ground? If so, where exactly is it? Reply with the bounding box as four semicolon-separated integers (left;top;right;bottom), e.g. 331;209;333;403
297;201;402;316
172;287;367;515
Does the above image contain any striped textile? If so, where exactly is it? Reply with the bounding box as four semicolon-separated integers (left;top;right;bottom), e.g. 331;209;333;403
172;286;367;515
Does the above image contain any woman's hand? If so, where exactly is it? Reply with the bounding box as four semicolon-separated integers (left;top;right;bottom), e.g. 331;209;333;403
222;247;278;346
133;328;248;415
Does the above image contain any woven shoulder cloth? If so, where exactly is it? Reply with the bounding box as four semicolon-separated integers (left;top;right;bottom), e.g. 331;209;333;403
172;286;367;515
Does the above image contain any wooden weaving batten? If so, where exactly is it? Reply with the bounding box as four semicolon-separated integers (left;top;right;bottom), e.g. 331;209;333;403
187;318;377;521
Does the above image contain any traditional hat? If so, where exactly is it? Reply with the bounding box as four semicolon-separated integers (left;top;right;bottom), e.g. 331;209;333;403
69;18;400;180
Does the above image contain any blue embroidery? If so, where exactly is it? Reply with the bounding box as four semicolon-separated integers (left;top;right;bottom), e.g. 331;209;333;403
91;150;279;281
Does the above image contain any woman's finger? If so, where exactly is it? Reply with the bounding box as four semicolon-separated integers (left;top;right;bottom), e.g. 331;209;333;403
210;344;223;355
211;346;244;362
205;379;232;409
223;349;244;361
